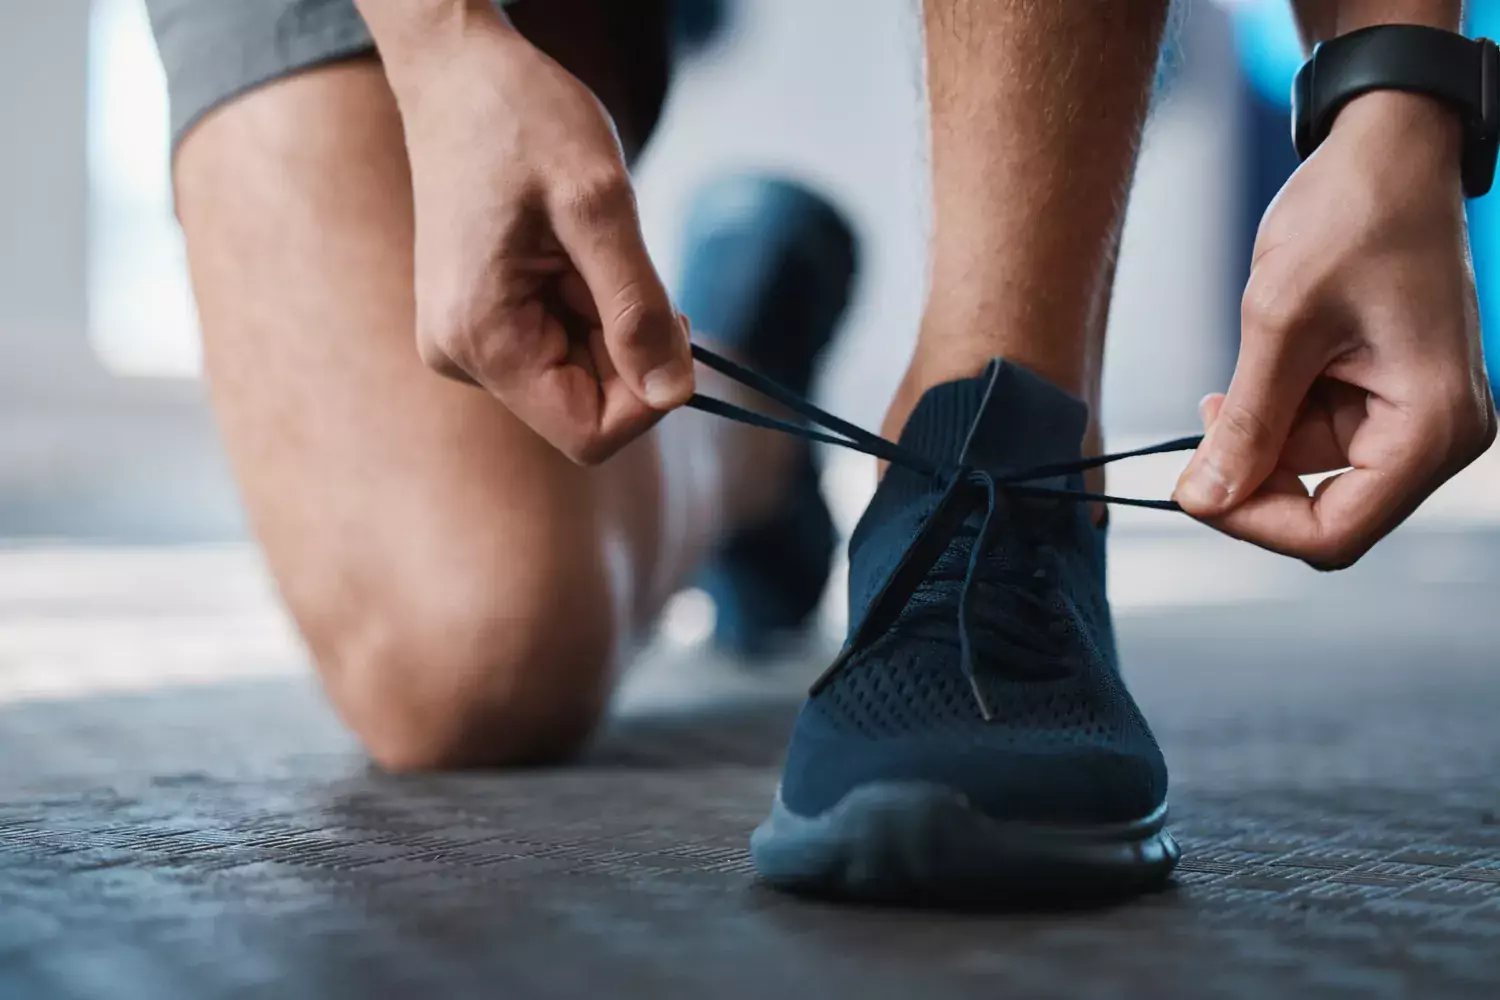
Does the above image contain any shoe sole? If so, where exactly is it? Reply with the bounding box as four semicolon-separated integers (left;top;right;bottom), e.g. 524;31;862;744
751;782;1179;904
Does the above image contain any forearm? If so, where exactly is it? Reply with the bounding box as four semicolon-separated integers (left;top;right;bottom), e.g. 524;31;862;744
1290;0;1461;48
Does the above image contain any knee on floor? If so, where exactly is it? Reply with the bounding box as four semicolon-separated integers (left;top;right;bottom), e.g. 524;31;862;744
305;565;618;773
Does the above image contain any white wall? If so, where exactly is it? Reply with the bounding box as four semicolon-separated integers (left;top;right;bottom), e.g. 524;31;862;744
0;0;237;539
0;0;94;391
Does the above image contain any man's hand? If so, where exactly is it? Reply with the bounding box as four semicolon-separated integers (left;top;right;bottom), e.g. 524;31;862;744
371;5;692;464
1174;91;1497;568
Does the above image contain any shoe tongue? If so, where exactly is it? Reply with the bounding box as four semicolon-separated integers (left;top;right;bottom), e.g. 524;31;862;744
842;358;1091;656
896;359;1088;476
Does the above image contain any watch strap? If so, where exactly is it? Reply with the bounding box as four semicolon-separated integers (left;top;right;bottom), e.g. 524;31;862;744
1292;24;1500;197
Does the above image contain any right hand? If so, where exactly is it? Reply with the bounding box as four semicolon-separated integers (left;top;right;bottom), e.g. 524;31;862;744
390;13;693;464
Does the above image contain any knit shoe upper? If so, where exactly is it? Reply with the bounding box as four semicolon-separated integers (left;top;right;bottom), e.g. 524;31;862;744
776;361;1167;826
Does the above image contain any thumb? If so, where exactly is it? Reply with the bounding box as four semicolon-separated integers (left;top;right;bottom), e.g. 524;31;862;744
551;176;694;410
1175;330;1319;517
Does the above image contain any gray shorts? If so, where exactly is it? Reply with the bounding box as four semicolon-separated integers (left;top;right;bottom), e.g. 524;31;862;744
144;0;507;149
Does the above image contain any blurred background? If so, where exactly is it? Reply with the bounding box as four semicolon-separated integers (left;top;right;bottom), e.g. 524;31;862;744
2;0;1499;696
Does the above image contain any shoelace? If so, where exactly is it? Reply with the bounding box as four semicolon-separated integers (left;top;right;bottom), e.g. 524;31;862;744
684;344;1202;719
893;516;1082;682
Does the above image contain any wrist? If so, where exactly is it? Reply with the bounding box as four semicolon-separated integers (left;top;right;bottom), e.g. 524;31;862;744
355;0;522;97
1328;89;1464;173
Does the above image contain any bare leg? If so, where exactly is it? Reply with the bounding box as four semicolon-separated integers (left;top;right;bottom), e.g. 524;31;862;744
888;0;1168;485
174;3;765;771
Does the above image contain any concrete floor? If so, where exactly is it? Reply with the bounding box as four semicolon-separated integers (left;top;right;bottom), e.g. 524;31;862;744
1;525;1498;998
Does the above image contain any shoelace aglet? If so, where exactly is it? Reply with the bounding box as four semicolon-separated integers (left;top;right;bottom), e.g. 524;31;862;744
968;674;997;722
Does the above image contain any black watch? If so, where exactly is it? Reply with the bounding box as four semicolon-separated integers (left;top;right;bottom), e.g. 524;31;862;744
1291;24;1500;198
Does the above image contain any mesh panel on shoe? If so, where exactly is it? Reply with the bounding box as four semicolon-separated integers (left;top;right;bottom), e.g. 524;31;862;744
823;502;1144;740
816;629;1150;752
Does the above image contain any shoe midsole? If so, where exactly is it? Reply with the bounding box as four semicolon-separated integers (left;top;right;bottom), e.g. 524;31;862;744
752;781;1174;875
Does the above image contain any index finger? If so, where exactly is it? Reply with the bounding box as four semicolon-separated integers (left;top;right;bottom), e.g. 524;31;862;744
1195;405;1443;570
549;173;694;410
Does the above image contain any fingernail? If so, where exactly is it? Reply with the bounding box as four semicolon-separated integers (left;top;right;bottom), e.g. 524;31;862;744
1176;456;1231;509
1197;395;1215;425
642;365;691;409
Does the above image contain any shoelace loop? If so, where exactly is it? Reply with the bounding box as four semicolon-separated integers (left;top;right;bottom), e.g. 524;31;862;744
685;344;1202;719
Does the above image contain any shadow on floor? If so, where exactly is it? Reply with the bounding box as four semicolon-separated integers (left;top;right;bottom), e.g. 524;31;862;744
588;692;801;770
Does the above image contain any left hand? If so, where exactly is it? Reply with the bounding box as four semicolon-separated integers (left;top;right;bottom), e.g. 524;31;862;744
1174;91;1497;569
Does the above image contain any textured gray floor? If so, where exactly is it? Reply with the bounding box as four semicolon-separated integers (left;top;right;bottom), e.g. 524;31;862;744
2;534;1499;999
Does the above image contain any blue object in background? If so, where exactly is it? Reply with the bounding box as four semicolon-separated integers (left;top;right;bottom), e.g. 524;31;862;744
1466;3;1500;390
1231;1;1500;390
674;0;729;57
1233;2;1304;109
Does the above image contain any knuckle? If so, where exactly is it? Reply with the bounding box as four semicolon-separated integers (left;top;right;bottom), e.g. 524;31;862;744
1216;403;1275;452
1481;404;1500;452
538;422;606;468
1455;394;1499;460
416;334;453;375
1302;536;1365;573
1423;378;1498;466
1305;554;1359;573
609;294;649;342
1451;415;1491;464
1240;272;1301;337
538;422;610;467
572;436;617;467
573;420;641;466
416;311;469;375
418;295;527;384
559;169;635;227
606;293;670;351
417;294;469;351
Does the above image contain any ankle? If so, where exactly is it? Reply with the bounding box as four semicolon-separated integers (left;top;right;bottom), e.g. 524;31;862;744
881;342;1108;528
883;327;1089;439
1082;424;1106;526
884;345;1092;438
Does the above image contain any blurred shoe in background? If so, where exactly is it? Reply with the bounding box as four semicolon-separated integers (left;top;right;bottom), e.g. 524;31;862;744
675;175;859;659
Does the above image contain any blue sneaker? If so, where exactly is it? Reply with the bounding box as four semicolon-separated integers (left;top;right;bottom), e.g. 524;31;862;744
749;360;1179;903
676;175;858;657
